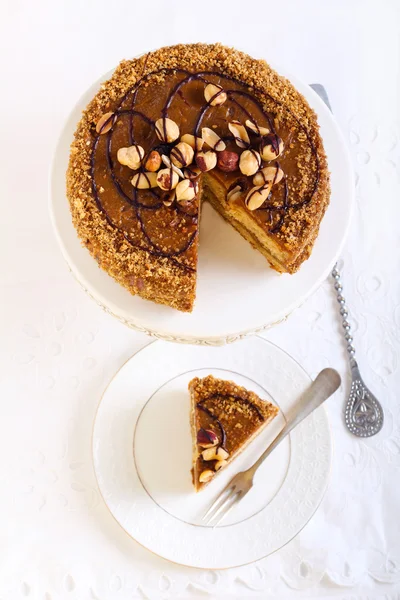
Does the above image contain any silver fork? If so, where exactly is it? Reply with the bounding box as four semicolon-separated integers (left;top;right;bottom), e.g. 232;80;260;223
202;368;341;527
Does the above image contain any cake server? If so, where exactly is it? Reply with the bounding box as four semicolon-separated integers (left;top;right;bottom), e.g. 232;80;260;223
310;83;384;438
202;368;341;527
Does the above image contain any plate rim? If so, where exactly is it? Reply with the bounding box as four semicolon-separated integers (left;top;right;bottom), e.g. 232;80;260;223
49;56;354;345
91;336;333;569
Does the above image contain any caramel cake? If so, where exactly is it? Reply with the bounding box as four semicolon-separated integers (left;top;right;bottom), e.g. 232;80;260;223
189;375;279;491
67;43;330;312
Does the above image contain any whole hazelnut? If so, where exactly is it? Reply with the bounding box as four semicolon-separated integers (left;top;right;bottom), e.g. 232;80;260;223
170;142;194;168
130;171;158;189
217;150;239;172
176;179;198;202
156;167;180;191
195;151;217;172
144;150;162;172
117;144;145;170
239;149;262;176
253;166;284;186
204;83;227;106
155;117;180;143
259;134;284;160
197;428;218;448
96;111;116;134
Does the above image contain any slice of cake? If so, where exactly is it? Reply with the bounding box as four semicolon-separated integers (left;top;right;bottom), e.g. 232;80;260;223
189;375;279;491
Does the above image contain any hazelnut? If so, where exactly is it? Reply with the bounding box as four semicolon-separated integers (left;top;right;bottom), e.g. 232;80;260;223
199;469;214;483
226;184;243;203
228;121;250;148
245;183;272;211
215;460;228;471
155;117;180;143
245;119;270;136
180;133;204;151
239;150;262;176
175;179;197;202
162;191;175;207
204;83;227;106
201;447;218;461
95;111;116;134
130;171;158;189
195;151;217;172
201;127;226;152
217;150;239;172
156;167;180;191
170;142;194;168
215;447;229;460
144;150;162;172
197;428;218;448
259;134;284;160
183;165;201;179
253;166;284;186
117;144;145;170
161;154;184;179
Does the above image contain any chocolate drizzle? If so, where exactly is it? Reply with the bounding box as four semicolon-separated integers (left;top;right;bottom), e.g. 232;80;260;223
197;392;265;450
90;66;320;268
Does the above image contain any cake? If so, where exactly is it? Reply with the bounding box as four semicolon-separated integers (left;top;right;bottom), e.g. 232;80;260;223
67;43;330;312
189;375;279;491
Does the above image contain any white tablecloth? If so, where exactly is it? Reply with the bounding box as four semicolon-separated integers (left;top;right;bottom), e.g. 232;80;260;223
1;0;399;597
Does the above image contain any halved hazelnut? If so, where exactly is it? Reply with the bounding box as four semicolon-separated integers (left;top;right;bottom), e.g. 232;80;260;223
204;83;227;106
155;117;180;143
217;150;239;173
199;469;214;483
131;171;158;189
197;428;218;448
161;154;185;179
156;167;180;191
95;111;116;134
144;150;162;172
170;142;194;168
245;119;270;136
196;151;217;172
215;447;229;461
260;134;284;160
202;127;226;152
226;184;243;203
176;179;197;202
239;149;261;176
228;121;250;148
201;447;218;461
180;133;204;151
245;184;272;211
253;166;284;186
117;144;145;170
214;460;228;471
183;165;201;179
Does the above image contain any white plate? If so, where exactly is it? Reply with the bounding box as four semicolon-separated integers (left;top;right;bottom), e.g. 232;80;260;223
92;337;332;568
49;59;354;345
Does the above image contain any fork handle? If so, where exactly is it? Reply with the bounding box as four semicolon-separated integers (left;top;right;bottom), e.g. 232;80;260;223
246;368;341;478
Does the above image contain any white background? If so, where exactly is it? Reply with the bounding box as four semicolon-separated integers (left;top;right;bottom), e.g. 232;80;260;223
1;0;400;598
